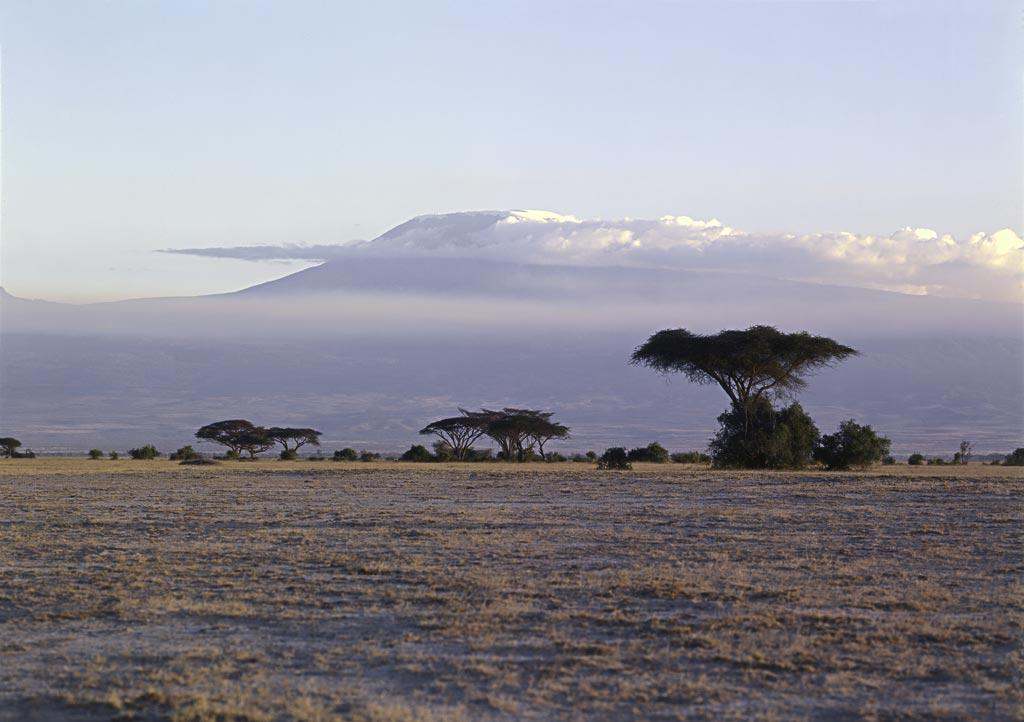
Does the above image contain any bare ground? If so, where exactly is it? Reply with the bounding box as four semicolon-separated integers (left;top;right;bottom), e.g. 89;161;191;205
0;459;1020;721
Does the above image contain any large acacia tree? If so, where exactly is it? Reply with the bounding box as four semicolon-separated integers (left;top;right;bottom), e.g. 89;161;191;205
196;419;275;458
195;420;257;456
631;325;858;410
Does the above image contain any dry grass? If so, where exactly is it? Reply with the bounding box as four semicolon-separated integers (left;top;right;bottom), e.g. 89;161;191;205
0;458;1020;720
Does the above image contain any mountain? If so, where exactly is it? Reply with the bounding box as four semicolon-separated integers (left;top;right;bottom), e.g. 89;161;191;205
1;208;1021;455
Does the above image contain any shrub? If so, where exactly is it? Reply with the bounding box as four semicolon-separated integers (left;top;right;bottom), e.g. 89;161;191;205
88;448;104;460
1003;448;1024;466
401;444;434;462
597;447;632;470
908;453;925;466
627;442;670;463
359;451;381;462
545;452;568;463
333;448;358;461
180;457;219;466
882;455;896;465
279;449;299;461
224;449;241;460
710;399;819;469
109;451;120;460
169;445;199;461
431;441;455;461
927;457;948;466
671;451;711;464
127;444;160;460
464;448;493;462
814;420;891;470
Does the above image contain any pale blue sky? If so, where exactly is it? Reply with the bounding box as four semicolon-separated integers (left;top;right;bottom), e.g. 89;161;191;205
1;0;1020;301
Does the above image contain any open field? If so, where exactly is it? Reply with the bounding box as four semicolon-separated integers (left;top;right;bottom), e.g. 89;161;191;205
0;460;1021;721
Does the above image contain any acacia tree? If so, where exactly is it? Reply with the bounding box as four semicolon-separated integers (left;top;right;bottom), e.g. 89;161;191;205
196;419;274;458
631;326;858;411
267;427;322;454
196;420;257;456
475;408;569;462
419;412;488;461
236;427;275;458
527;417;570;460
953;440;973;465
0;437;22;458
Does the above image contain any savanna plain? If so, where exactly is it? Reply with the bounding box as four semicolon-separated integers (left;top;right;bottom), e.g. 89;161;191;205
0;460;1020;721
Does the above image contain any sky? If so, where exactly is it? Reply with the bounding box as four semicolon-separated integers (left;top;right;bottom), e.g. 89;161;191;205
0;0;1021;302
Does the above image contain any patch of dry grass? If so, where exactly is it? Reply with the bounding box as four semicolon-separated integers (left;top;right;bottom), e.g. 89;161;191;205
0;459;1020;720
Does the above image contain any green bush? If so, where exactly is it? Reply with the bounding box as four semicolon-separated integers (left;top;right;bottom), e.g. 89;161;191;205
710;399;819;469
128;444;160;460
597;447;632;470
627;442;670;463
400;444;434;462
545;452;568;463
109;451;120;460
670;451;711;464
814;420;891;470
169;445;200;461
333;448;358;461
279;449;298;461
359;451;381;462
927;457;948;466
907;453;925;466
88;448;104;460
882;455;896;465
224;449;241;460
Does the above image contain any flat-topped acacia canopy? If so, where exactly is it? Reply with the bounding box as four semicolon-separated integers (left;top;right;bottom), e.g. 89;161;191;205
630;325;858;407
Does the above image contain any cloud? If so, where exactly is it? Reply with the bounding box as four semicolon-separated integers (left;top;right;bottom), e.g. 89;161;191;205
161;211;1024;302
159;243;358;262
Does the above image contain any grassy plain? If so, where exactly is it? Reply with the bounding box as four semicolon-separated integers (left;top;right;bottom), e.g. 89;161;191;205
0;459;1020;721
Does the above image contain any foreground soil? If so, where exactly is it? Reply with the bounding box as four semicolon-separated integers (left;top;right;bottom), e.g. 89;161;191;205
0;460;1020;721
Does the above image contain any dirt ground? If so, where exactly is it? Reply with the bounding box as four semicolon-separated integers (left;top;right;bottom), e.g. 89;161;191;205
0;459;1020;721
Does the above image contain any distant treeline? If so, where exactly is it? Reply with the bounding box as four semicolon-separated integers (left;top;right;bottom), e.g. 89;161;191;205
4;326;1023;470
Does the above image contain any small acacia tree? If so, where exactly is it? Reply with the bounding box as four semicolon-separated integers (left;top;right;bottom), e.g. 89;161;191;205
267;427;322;459
420;412;489;460
0;438;22;458
474;408;570;462
953;440;973;465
